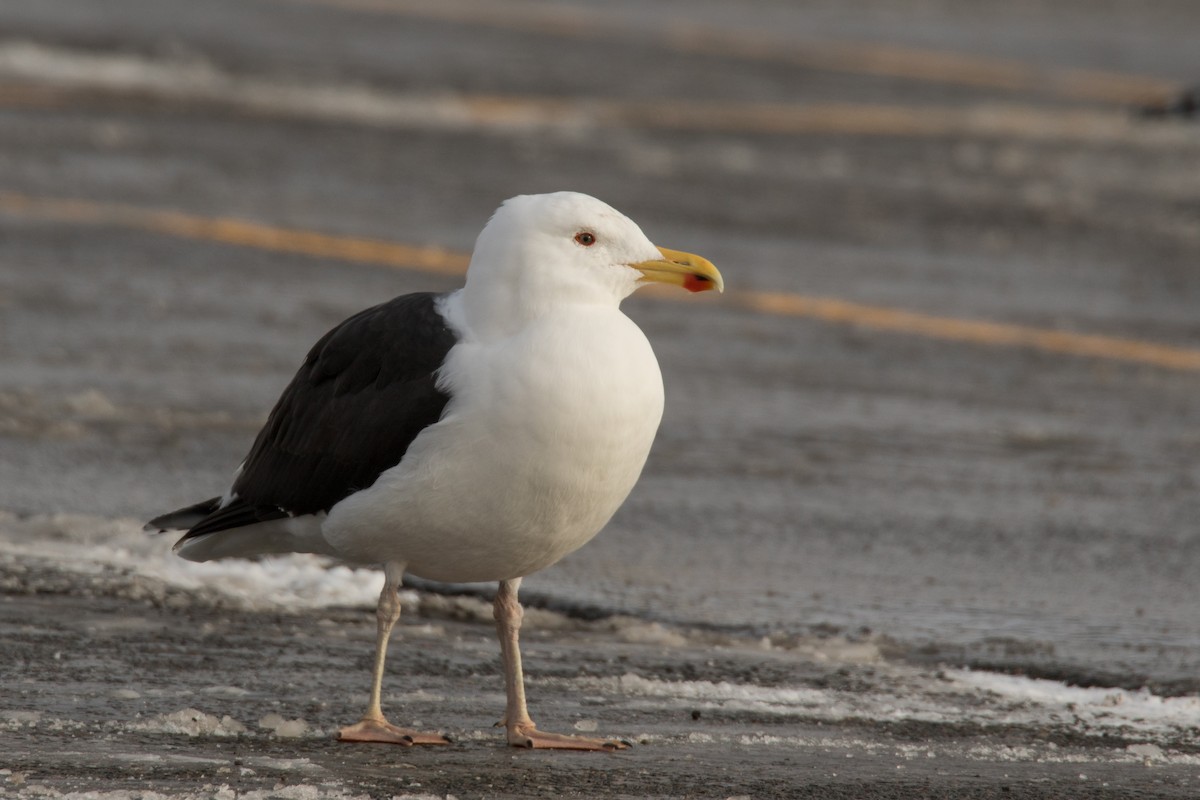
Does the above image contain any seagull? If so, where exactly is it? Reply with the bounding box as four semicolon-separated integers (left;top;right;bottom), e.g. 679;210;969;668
147;191;723;751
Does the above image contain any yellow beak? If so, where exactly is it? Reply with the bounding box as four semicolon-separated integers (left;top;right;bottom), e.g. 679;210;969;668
631;247;724;294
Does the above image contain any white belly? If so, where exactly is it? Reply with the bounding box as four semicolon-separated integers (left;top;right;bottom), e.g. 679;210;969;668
321;307;664;581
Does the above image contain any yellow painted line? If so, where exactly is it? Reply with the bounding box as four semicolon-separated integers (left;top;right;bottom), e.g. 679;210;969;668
276;0;1180;106
0;83;68;108
372;93;1149;143
0;76;1167;146
662;30;1178;106
570;98;1148;143
733;292;1200;373
0;192;469;276
2;190;1197;372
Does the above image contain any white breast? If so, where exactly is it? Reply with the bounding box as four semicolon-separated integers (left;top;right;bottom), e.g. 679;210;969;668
321;304;664;582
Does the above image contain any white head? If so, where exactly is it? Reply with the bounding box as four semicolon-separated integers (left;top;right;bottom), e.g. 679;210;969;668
460;192;721;337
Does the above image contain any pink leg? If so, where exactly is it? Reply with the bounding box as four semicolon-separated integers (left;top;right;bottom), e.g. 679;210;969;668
337;561;449;746
493;578;628;751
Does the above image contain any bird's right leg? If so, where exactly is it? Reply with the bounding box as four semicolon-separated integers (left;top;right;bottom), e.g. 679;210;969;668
337;561;449;746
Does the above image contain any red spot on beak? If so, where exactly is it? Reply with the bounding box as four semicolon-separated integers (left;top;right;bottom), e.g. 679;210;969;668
682;274;712;293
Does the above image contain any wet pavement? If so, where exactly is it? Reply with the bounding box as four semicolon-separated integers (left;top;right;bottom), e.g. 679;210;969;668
1;0;1199;797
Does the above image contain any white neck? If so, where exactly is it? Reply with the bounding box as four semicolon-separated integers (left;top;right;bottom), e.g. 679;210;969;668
454;254;638;340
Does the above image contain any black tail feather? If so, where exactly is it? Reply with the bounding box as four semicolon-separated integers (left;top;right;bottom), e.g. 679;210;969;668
144;497;222;532
178;498;288;540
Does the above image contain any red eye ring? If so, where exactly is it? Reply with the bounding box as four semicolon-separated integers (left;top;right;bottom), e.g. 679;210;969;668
574;231;597;247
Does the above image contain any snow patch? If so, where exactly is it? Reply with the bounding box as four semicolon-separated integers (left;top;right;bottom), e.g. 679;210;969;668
200;685;251;697
947;669;1200;733
570;668;1200;746
1127;743;1165;761
258;713;311;738
0;511;387;610
243;756;322;773
610;619;689;648
130;708;247;737
3;779;399;800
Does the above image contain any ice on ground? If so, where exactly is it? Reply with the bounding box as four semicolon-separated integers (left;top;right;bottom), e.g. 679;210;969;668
129;708;247;737
1;710;43;730
258;713;311;738
1127;743;1165;760
242;757;322;773
608;618;690;647
200;685;251;697
949;669;1200;733
4;786;391;800
0;510;388;610
569;667;1200;746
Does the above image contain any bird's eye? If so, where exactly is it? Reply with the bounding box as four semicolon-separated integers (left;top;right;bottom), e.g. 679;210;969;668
574;232;597;247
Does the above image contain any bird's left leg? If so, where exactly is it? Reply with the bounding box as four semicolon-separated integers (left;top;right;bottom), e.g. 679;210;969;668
338;561;449;746
494;577;628;750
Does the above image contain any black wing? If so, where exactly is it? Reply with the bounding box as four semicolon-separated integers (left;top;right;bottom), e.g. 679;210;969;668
175;291;458;541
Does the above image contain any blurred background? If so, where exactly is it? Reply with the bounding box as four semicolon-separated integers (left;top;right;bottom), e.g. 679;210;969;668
1;0;1198;693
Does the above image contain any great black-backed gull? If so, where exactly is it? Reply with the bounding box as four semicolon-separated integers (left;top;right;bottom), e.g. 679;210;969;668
148;191;723;750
